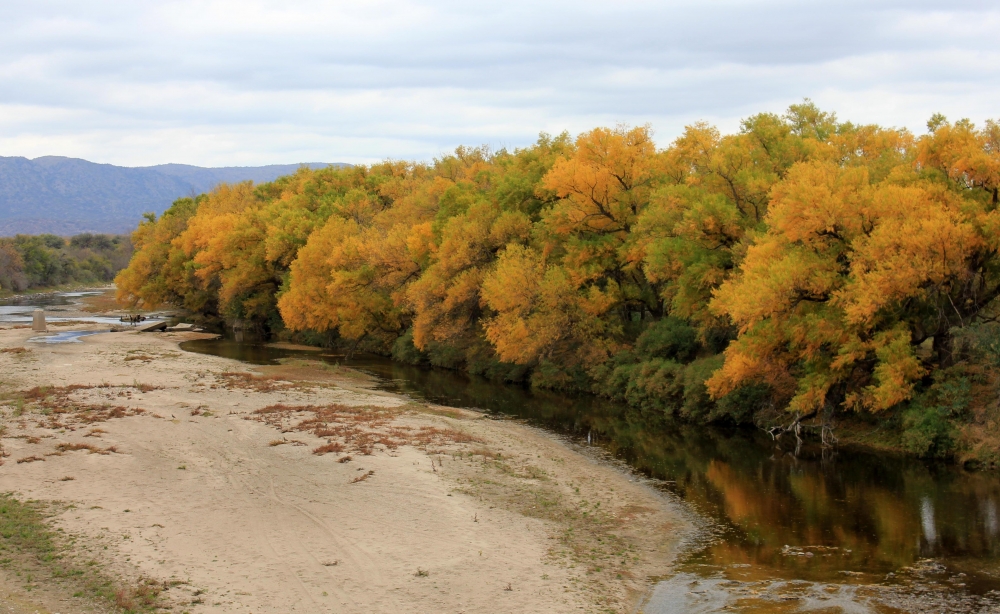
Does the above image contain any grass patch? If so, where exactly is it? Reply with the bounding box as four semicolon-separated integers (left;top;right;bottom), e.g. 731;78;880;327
249;403;482;456
216;371;308;393
350;470;375;484
0;384;148;431
52;443;118;455
0;347;29;355
312;441;344;455
0;493;169;612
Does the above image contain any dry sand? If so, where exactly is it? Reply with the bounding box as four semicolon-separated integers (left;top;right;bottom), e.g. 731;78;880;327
0;322;689;613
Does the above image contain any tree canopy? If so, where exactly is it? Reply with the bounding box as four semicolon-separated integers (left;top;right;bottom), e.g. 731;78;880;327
115;103;1000;461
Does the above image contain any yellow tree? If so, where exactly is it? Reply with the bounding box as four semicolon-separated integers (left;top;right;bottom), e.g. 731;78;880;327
918;116;1000;206
115;197;205;310
278;165;438;346
636;106;831;330
476;125;663;370
480;244;616;369
405;136;569;356
709;155;1000;423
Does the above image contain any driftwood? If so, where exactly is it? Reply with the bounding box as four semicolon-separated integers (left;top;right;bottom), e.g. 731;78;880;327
137;321;167;333
766;407;839;450
765;409;818;441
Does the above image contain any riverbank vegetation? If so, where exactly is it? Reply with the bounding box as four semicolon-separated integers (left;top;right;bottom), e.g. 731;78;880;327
0;493;167;612
114;102;1000;464
0;233;132;294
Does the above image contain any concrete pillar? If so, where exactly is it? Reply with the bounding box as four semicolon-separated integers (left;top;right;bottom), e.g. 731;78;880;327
32;309;46;332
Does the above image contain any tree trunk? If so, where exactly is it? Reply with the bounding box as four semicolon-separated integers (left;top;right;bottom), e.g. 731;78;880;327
934;329;954;368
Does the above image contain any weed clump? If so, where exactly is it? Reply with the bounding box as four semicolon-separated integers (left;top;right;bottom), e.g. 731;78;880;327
2;383;147;431
217;371;305;393
313;441;344;455
351;470;375;484
249;403;482;457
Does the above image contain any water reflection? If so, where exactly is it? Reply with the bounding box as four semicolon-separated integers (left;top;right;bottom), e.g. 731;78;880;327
922;497;938;549
179;339;1000;609
27;330;108;343
0;291;121;326
0;291;164;327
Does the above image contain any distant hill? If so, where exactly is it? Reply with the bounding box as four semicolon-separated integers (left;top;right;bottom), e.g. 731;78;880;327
0;156;348;236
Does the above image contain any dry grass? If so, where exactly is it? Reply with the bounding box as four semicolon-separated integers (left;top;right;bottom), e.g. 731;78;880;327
21;384;93;401
351;470;375;484
0;347;29;355
124;354;155;362
53;442;118;455
6;384;150;431
112;576;167;611
217;370;306;393
247;403;482;457
16;455;45;464
313;441;344;455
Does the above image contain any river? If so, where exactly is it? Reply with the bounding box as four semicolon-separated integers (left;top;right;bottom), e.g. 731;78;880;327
6;291;1000;612
179;338;1000;613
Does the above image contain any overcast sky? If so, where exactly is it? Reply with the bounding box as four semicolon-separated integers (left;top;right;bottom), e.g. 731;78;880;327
1;0;997;167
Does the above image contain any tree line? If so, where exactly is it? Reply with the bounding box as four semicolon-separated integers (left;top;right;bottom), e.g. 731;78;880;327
0;233;132;293
115;102;1000;462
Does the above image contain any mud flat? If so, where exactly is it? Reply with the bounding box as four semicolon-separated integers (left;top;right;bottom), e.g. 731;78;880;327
0;323;690;613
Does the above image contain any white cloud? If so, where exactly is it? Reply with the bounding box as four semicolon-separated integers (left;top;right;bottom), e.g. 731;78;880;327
0;0;997;166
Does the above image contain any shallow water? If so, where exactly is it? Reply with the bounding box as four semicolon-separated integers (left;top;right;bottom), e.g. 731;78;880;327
26;330;108;343
0;291;167;330
175;339;1000;612
0;290;125;327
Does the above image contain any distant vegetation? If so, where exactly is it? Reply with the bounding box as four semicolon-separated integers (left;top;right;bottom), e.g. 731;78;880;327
0;233;132;293
114;102;1000;463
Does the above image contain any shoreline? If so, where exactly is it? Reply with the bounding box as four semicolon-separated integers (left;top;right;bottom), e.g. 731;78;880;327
0;319;691;613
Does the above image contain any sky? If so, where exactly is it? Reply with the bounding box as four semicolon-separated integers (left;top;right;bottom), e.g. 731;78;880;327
0;0;998;167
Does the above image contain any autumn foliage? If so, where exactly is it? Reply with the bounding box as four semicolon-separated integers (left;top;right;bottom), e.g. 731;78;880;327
116;103;1000;461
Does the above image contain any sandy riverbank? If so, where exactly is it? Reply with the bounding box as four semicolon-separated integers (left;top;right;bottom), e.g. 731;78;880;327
0;319;690;613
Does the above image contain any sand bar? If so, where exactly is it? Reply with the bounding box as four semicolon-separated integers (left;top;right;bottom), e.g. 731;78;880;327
0;321;689;613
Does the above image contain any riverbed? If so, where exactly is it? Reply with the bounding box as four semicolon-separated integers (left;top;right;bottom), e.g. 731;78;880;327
5;291;1000;613
0;293;687;613
180;338;1000;613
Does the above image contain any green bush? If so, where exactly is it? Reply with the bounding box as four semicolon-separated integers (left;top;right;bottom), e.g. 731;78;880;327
391;329;425;365
900;367;971;458
713;382;772;425
634;317;699;362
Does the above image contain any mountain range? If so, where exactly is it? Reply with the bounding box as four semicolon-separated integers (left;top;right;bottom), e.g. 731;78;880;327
0;156;347;236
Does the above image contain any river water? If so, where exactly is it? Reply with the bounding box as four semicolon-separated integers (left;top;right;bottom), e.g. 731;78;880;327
178;339;1000;613
0;291;121;327
4;289;999;612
